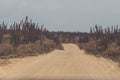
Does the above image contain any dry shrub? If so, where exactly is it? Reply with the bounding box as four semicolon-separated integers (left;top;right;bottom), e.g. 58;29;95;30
33;40;42;53
17;43;35;55
42;36;63;51
96;39;107;52
42;38;56;52
82;40;99;54
33;38;56;53
0;37;63;59
17;37;58;57
0;43;14;59
43;38;56;47
56;44;64;50
103;42;120;61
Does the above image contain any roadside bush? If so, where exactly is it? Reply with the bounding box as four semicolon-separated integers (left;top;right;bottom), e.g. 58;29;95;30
81;40;98;54
103;42;120;61
0;43;14;59
17;43;35;56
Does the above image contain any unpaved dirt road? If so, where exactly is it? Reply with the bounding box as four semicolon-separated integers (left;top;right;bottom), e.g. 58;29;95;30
0;44;120;80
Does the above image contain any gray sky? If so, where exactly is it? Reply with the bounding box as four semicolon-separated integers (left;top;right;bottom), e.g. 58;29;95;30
0;0;120;32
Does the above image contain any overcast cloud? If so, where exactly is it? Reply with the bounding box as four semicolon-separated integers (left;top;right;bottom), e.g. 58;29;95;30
0;0;120;32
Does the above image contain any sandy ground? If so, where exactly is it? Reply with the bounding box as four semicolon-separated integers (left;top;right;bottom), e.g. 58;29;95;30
0;44;120;80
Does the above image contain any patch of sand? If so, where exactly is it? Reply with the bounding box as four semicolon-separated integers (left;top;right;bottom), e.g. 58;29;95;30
0;44;120;80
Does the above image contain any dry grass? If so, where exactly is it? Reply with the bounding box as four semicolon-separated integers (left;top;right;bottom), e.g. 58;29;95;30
104;43;120;61
0;44;14;59
81;41;120;63
81;40;99;55
0;37;63;59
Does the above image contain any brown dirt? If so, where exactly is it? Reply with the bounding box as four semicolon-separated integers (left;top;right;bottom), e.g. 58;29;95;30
0;44;120;80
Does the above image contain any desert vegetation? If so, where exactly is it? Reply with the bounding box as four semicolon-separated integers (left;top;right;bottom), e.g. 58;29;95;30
54;25;120;63
0;17;120;64
0;17;63;59
43;25;120;63
81;25;120;62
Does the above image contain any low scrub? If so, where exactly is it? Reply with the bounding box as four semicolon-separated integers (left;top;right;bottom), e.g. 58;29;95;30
0;44;14;59
0;38;63;59
103;43;120;61
80;40;99;55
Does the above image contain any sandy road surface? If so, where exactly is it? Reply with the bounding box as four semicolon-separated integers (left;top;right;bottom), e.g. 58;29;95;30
0;44;120;80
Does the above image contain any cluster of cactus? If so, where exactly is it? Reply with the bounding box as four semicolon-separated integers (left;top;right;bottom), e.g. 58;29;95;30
45;31;89;44
0;17;64;58
90;25;120;47
0;17;90;49
88;25;120;61
1;17;120;61
0;17;46;47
